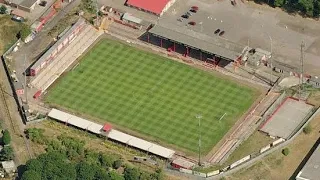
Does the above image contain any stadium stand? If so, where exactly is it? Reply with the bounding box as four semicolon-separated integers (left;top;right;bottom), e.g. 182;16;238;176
48;109;175;159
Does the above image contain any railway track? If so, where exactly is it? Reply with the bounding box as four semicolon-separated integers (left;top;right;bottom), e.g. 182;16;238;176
0;82;33;162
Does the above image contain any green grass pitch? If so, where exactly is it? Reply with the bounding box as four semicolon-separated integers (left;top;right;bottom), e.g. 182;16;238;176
46;39;258;154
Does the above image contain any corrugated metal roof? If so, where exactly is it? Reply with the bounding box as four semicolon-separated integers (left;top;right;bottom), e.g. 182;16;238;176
48;108;103;134
30;18;85;71
48;109;175;159
149;24;245;61
108;130;175;159
122;13;142;24
297;143;320;180
126;0;170;15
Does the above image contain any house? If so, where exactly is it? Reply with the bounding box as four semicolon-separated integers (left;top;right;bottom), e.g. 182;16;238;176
1;160;15;174
18;0;39;12
4;0;39;12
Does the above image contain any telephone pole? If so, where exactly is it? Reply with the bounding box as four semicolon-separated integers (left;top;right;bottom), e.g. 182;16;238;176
196;114;202;166
299;41;305;100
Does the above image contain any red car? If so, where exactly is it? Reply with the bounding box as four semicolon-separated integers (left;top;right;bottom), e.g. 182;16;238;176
188;21;196;26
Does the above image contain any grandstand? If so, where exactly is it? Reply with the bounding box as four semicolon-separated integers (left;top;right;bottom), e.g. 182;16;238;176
29;18;86;76
30;19;103;95
48;108;175;159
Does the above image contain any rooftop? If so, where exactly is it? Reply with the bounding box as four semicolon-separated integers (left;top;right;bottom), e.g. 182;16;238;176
172;158;195;169
125;0;171;15
297;142;320;180
149;23;245;61
19;0;37;8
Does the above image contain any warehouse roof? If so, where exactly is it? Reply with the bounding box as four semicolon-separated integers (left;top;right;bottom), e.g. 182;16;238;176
296;143;320;180
20;0;38;8
149;24;245;61
126;0;170;15
108;129;175;159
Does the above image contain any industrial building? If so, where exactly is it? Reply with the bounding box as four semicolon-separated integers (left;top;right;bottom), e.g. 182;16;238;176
296;142;320;180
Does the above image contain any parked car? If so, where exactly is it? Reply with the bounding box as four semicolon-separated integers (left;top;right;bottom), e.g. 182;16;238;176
11;15;24;22
219;30;225;36
39;1;47;7
214;29;221;34
190;9;197;13
186;12;192;16
181;14;189;19
188;21;196;26
191;6;199;11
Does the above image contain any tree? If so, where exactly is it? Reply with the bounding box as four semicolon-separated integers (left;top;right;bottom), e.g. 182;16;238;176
2;129;11;145
124;167;140;180
25;159;43;172
94;167;109;180
20;170;41;180
18;24;31;41
0;146;14;160
299;0;314;17
25;128;46;144
76;161;97;180
113;159;122;169
108;171;125;180
273;0;285;7
151;168;164;180
282;147;290;156
303;124;312;134
0;5;7;14
99;153;114;168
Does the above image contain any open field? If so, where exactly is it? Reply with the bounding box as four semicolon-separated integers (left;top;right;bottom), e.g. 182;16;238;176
46;38;258;154
0;15;23;54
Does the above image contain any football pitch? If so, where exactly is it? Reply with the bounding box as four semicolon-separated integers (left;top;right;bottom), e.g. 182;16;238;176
46;39;258;154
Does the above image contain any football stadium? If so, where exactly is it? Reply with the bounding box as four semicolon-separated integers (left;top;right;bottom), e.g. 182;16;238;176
45;38;259;154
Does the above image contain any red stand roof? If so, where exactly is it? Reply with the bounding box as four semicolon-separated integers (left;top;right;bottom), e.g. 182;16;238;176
126;0;170;15
102;123;112;132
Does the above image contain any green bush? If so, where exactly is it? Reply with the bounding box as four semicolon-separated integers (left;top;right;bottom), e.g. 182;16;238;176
303;125;312;134
2;129;11;145
113;159;122;169
0;5;7;14
282;148;290;156
0;145;14;160
25;128;46;144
